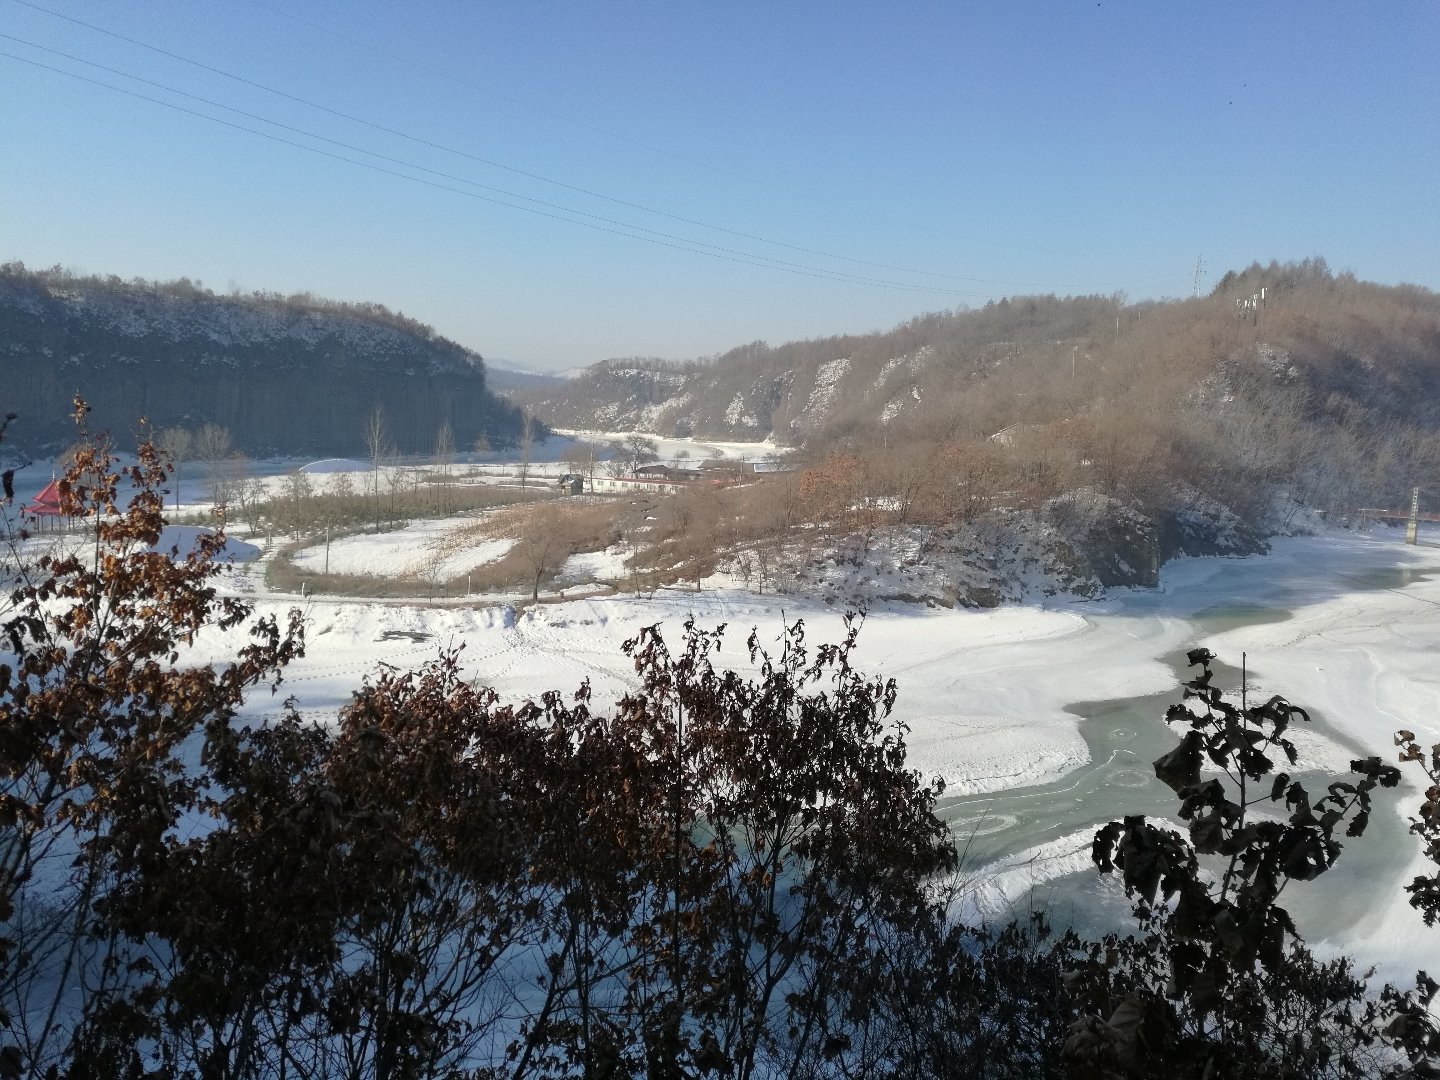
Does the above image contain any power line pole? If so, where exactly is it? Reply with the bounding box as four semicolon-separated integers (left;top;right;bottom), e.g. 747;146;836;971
1192;254;1206;297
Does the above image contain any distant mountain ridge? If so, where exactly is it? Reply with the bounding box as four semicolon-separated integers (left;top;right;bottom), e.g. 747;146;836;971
509;297;1138;441
0;263;526;455
511;266;1440;455
484;360;568;396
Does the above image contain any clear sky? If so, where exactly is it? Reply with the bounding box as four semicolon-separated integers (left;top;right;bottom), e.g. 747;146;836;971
3;1;1437;370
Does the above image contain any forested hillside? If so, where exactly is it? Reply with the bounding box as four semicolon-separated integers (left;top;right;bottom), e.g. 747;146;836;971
0;263;527;455
518;260;1440;522
518;261;1440;606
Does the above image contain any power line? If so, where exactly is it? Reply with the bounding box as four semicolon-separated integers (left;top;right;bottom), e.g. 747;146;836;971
1;49;1015;295
234;0;1071;260
8;0;1178;293
2;35;980;292
8;0;981;281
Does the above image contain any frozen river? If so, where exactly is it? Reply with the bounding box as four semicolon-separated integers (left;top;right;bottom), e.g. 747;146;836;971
199;528;1440;981
936;540;1440;978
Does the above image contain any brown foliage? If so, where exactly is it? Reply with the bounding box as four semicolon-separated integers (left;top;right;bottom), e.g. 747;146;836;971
797;453;866;524
12;403;1440;1077
0;409;304;1073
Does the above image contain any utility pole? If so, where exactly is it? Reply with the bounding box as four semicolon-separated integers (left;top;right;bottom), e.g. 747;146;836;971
1071;345;1078;381
1192;254;1206;297
1407;487;1421;545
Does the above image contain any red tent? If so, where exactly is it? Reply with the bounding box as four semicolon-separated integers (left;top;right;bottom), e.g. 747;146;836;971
25;479;64;518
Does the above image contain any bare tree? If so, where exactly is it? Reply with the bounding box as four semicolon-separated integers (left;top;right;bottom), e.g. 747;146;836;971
604;435;660;478
513;502;569;603
385;466;407;519
564;439;601;482
363;407;390;532
281;469;313;537
434;421;456;514
621;434;659;474
661;492;717;592
752;538;777;594
517;408;535;490
230;464;267;534
936;440;1007;524
155;426;192;512
415;539;449;600
193;423;230;465
193;424;233;510
231;478;266;538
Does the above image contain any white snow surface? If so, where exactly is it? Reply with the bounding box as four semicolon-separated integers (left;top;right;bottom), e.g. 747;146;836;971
147;526;260;563
723;392;755;427
802;357;851;423
291;519;514;580
550;428;789;464
299;457;371;474
167;529;1440;975
556;546;630;584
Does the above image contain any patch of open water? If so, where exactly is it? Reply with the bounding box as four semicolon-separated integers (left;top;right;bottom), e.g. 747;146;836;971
939;572;1439;945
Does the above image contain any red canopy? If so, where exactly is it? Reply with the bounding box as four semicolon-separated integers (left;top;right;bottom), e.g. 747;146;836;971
25;479;64;517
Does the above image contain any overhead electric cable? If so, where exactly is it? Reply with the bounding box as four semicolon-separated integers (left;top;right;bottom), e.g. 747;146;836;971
8;0;1178;292
0;39;1001;293
233;0;1070;259
0;50;1016;295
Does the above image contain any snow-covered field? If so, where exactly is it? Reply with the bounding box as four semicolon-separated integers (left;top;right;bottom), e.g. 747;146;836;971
290;518;515;580
1;432;785;515
148;525;261;563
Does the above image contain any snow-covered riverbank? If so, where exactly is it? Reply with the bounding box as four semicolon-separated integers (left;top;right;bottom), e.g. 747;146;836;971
176;528;1440;976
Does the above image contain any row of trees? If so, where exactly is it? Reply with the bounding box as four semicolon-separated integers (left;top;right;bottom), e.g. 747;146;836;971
153;422;236;510
2;261;537;458
149;408;549;536
2;261;447;345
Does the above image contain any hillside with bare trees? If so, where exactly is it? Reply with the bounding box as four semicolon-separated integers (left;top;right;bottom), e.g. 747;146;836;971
523;261;1440;469
518;260;1440;604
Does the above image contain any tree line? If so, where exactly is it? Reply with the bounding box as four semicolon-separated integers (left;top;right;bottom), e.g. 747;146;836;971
2;262;444;343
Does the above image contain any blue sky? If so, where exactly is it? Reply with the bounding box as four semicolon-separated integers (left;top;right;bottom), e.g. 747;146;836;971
3;1;1437;370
